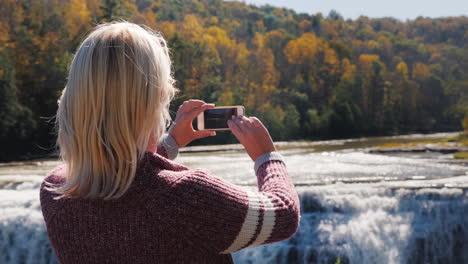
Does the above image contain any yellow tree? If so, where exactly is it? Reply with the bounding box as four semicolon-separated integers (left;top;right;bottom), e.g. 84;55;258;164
284;32;320;65
203;26;239;81
245;33;279;112
359;54;380;71
180;14;204;41
341;58;356;81
412;62;431;82
366;40;380;52
65;0;92;41
284;32;322;90
159;21;176;39
202;26;246;105
323;45;339;71
396;61;409;80
86;0;103;21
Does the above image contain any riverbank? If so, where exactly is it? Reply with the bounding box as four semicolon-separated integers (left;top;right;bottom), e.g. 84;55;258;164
0;132;462;166
369;133;468;159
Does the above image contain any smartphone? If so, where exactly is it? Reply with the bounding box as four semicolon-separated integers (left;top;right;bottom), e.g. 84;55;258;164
197;106;245;131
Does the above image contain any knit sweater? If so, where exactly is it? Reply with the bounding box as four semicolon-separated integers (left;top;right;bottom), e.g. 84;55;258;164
40;135;301;264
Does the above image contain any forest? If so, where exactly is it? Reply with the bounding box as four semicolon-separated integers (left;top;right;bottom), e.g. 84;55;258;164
0;0;467;161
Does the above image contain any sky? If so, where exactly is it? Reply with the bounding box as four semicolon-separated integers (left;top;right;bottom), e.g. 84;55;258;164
239;0;468;20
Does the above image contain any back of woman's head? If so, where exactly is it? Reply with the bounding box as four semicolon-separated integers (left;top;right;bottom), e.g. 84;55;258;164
53;21;177;199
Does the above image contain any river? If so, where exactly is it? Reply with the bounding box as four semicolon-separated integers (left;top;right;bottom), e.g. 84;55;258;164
1;133;467;264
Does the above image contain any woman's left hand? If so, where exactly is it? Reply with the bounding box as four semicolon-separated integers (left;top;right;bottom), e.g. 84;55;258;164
168;100;216;148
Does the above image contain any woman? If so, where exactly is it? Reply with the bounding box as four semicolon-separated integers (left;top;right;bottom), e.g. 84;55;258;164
40;21;300;264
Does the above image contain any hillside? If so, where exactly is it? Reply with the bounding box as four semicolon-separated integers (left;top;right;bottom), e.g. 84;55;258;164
0;0;467;161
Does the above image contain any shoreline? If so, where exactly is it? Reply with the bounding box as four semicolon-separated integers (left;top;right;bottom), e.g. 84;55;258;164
368;132;468;159
1;131;464;166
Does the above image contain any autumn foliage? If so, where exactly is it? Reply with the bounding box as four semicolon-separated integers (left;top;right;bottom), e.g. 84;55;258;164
0;0;467;161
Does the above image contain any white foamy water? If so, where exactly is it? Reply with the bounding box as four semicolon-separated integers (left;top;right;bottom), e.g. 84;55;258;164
179;150;466;185
232;184;468;264
1;134;467;264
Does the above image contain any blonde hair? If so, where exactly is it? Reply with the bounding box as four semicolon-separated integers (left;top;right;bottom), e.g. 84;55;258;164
51;21;177;199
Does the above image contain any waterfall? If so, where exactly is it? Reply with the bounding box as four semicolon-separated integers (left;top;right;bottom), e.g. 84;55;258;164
233;186;468;264
1;180;467;264
1;136;467;264
0;180;57;264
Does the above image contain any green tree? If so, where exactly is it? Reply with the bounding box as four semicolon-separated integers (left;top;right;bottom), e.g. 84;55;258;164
0;52;35;160
100;0;137;21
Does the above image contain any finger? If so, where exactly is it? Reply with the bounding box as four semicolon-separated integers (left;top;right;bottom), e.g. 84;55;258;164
228;117;244;138
251;117;269;135
184;99;206;112
193;129;216;140
244;117;255;128
238;115;249;128
187;103;215;121
177;102;186;113
250;117;263;128
234;115;248;134
178;99;203;113
188;99;205;103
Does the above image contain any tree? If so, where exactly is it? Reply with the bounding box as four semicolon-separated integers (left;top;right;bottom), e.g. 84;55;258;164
65;0;92;39
328;10;343;21
1;0;467;160
396;61;409;80
0;51;35;160
412;62;431;82
284;33;320;65
100;0;137;21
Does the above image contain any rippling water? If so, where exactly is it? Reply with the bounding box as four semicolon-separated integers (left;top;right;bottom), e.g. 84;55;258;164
1;133;467;264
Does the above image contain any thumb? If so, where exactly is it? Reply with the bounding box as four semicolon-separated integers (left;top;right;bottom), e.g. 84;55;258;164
193;130;216;140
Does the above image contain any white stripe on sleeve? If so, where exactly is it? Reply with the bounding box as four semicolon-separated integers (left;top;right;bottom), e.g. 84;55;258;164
221;191;262;253
248;193;276;247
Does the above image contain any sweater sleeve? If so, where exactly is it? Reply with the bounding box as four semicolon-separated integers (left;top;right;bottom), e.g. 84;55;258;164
171;154;301;254
156;134;179;160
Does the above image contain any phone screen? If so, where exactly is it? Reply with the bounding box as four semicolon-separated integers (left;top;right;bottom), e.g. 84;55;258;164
204;108;238;129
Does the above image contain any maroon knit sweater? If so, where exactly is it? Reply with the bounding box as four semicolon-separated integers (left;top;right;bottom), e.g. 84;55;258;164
40;139;301;264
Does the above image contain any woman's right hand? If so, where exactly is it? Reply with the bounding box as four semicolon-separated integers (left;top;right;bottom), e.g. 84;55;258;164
227;115;276;161
168;100;216;148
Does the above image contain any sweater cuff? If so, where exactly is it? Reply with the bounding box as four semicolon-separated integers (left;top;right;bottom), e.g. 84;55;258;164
254;152;285;174
160;134;179;160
